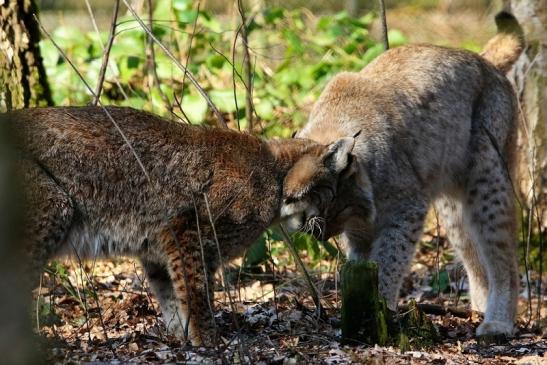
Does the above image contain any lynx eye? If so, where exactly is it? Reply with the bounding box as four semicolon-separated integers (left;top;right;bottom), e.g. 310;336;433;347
312;185;336;203
283;196;299;205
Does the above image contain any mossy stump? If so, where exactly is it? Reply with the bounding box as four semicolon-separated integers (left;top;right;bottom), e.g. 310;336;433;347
340;260;440;349
340;261;389;345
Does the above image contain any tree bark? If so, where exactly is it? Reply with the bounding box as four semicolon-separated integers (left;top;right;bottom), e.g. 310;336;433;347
0;119;41;364
504;0;546;229
0;0;53;110
340;261;389;345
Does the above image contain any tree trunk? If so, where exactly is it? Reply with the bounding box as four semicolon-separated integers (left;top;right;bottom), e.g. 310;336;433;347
0;119;41;364
0;0;53;110
504;0;546;229
340;261;440;348
340;261;389;345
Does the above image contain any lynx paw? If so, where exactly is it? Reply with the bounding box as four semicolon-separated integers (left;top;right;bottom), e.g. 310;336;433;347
476;320;514;343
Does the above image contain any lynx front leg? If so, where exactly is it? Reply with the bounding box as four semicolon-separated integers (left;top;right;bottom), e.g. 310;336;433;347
160;232;216;346
368;198;428;310
140;258;186;337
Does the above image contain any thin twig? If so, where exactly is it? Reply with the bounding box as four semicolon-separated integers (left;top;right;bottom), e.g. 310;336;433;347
191;195;217;334
121;0;227;128
180;2;200;98
378;0;389;50
35;14;151;182
231;23;243;131
237;0;253;132
171;1;200;124
203;193;247;358
145;0;173;115
279;225;326;319
93;0;120;105
85;0;129;101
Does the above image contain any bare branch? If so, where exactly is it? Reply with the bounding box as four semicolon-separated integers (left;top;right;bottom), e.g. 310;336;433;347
121;0;228;128
237;0;254;132
34;14;151;182
85;0;130;101
93;0;120;105
145;0;174;117
378;0;389;50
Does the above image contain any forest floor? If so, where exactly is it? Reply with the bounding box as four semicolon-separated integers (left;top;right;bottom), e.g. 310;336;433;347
37;228;546;365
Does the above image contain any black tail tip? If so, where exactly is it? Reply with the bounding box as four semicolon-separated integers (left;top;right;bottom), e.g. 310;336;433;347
495;11;523;37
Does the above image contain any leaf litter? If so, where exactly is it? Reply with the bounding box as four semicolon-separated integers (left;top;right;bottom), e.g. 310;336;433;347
37;230;545;364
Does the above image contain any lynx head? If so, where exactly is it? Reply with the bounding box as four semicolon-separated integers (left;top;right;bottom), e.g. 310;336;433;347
280;136;375;240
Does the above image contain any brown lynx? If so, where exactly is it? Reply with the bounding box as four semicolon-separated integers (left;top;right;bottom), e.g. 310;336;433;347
9;106;357;346
281;30;523;337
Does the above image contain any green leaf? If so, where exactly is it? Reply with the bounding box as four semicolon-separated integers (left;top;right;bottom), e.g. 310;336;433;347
206;54;225;69
362;43;384;64
209;89;244;113
173;0;192;11
321;240;340;258
175;9;198;24
255;99;274;120
126;56;140;69
283;29;303;56
244;234;268;267
181;93;208;123
263;7;284;24
387;29;408;47
430;269;450;294
291;233;321;262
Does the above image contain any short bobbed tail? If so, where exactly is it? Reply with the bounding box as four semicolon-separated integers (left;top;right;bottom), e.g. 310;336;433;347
480;11;524;73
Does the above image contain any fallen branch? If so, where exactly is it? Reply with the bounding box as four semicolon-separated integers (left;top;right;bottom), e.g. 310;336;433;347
399;303;473;319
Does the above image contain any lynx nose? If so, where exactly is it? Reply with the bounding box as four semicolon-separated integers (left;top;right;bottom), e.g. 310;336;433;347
283;213;305;233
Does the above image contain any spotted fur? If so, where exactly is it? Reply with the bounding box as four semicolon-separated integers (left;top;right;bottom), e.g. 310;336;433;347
294;37;523;337
9;106;353;346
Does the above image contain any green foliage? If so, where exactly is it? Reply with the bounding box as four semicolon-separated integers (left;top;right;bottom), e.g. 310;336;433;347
40;3;404;136
429;269;450;294
40;3;404;265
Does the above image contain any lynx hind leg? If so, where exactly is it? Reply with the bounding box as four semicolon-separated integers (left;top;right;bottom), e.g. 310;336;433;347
434;197;489;312
368;197;428;310
464;136;519;337
160;230;216;346
140;258;186;337
24;161;74;284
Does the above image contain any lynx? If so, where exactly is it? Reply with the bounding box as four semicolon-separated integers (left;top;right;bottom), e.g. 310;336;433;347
9;106;357;346
281;30;523;337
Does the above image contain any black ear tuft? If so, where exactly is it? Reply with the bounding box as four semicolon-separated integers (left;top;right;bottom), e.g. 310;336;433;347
324;137;355;173
291;130;298;138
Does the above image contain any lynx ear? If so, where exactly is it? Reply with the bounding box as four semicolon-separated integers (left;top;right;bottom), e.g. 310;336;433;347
323;137;355;173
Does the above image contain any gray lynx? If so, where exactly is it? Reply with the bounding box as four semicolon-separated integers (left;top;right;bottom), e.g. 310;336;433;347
9;106;357;346
280;29;523;337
